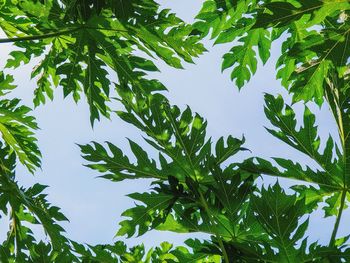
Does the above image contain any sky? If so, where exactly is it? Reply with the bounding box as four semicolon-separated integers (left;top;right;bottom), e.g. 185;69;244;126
0;0;348;251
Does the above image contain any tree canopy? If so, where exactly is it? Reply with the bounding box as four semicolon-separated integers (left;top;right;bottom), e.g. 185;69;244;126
0;0;350;262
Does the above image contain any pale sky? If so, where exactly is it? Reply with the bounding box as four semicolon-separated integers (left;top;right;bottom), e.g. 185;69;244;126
0;0;347;251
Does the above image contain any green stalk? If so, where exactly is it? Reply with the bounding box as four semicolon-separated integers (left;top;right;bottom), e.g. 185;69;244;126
199;191;230;263
325;79;348;247
0;26;129;44
329;189;347;246
0;27;82;43
161;103;230;261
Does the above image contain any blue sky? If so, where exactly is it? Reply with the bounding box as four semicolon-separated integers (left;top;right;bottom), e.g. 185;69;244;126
0;0;347;251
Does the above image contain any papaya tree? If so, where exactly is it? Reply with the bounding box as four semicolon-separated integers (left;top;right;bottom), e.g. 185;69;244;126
0;0;350;262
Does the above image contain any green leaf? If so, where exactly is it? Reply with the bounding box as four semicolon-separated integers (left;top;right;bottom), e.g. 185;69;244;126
222;28;271;89
253;0;350;29
0;73;16;96
251;183;310;262
0;142;72;259
117;191;174;237
264;94;343;184
0;99;41;173
287;23;350;104
80;140;163;182
214;135;246;165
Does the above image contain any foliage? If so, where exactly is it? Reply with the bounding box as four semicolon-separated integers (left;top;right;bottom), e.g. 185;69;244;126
0;0;205;124
0;0;350;262
81;89;350;262
194;0;350;100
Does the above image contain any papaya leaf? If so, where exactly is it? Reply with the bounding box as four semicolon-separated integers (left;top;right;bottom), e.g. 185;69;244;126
264;94;343;183
222;28;271;89
0;142;72;259
0;98;41;173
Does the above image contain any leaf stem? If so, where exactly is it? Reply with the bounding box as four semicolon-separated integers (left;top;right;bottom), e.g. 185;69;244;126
0;26;128;44
0;27;83;43
329;189;347;246
198;191;230;263
325;77;348;247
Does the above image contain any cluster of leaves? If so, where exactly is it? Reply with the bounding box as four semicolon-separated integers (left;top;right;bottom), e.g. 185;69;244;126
0;142;73;262
0;0;205;123
0;137;208;263
80;1;350;262
0;0;207;261
241;94;346;217
1;0;350;262
81;88;350;262
194;0;350;101
73;240;219;263
0;72;40;173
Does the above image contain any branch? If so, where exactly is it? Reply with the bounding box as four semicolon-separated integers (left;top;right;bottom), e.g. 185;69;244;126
329;189;347;246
